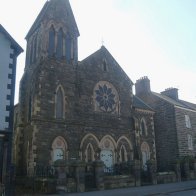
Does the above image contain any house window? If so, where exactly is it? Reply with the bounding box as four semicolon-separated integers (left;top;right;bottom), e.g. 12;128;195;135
55;87;64;119
48;25;55;57
185;115;191;128
187;134;193;150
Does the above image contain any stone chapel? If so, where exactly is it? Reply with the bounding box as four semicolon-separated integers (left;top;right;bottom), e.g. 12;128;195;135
13;0;156;179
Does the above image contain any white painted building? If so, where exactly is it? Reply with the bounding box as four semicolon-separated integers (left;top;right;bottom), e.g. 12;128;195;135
0;24;23;186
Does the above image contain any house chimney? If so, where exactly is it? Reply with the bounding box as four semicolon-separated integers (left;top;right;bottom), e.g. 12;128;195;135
135;76;151;96
161;88;178;100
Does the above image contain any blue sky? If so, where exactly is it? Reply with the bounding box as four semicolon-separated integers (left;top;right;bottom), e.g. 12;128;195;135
0;0;195;103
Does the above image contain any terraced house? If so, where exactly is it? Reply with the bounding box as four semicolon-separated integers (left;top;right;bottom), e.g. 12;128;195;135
0;24;23;191
135;77;196;172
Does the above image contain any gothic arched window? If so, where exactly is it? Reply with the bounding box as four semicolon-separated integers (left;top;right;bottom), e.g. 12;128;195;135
28;96;32;122
30;41;34;64
55;87;64;119
70;39;74;59
65;35;71;62
87;144;94;162
51;136;67;162
33;35;37;63
140;118;147;136
56;28;63;59
141;142;150;171
120;145;126;162
48;25;55;57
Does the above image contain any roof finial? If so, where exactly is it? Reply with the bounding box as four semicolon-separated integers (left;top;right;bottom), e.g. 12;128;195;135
101;37;104;46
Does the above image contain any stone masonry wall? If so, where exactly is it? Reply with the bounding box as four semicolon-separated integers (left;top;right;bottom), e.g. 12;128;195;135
136;93;178;171
175;106;196;157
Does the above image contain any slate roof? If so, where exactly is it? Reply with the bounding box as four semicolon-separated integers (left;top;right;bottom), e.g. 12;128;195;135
25;0;79;39
0;24;23;56
80;46;134;85
152;92;196;111
133;95;154;111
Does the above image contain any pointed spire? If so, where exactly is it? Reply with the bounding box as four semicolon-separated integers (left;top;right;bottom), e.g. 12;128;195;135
26;0;79;39
25;0;79;67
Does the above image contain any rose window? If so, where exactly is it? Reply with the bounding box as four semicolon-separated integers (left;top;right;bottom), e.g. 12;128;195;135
95;84;117;112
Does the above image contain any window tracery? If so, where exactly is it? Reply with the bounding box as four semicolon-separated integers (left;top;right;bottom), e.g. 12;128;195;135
94;81;119;114
51;136;67;162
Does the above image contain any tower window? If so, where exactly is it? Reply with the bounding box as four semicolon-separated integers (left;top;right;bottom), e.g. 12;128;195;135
55;87;64;119
56;28;63;59
65;35;71;62
71;39;74;59
28;96;32;122
33;35;37;63
30;42;34;64
48;25;55;57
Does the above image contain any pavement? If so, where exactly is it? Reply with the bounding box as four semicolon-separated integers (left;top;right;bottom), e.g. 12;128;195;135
16;180;196;196
59;180;196;196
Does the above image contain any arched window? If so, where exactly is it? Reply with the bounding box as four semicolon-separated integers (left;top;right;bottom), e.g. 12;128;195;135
48;25;55;57
80;134;99;162
141;142;150;171
28;96;32;122
30;41;34;64
51;136;67;162
65;35;71;62
86;144;94;162
70;39;74;59
33;35;37;63
56;28;63;59
100;135;116;171
55;87;64;119
120;145;127;162
140;118;147;136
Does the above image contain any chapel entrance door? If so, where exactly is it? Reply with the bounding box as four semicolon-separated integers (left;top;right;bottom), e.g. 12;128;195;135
100;150;113;172
53;148;64;161
142;151;148;171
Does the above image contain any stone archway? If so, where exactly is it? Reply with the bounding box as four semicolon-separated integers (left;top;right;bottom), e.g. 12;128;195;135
51;136;67;162
80;133;99;162
99;135;117;170
117;136;133;163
